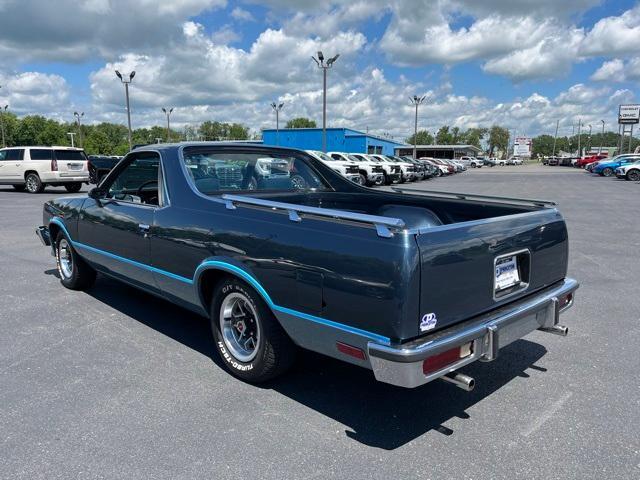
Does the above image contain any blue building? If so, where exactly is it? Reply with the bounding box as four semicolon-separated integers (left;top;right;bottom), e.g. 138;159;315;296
262;127;407;155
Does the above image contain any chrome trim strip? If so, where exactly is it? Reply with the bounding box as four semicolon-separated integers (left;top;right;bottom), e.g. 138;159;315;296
221;194;406;235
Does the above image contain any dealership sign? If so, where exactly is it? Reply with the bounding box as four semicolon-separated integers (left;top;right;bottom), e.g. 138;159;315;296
618;104;640;124
514;137;532;157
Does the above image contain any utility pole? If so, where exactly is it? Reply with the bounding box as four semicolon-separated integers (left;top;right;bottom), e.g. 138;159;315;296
115;70;136;150
587;124;592;154
73;112;84;148
599;120;605;154
552;119;559;158
311;51;340;152
67;132;76;147
270;102;284;145
0;105;7;148
409;95;426;159
162;107;173;142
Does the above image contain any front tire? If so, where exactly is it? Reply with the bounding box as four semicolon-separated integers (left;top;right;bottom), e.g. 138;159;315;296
25;173;44;193
626;169;640;181
64;182;82;193
358;173;367;186
211;278;296;383
602;167;613;177
55;231;96;290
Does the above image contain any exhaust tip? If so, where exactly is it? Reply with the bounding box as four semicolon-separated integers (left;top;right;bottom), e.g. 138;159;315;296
538;324;569;336
440;372;475;392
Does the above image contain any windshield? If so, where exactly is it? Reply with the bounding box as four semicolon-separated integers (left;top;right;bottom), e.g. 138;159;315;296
311;151;334;162
347;155;362;162
182;147;331;194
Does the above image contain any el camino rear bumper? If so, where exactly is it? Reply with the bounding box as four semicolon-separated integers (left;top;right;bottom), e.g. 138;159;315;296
368;278;578;388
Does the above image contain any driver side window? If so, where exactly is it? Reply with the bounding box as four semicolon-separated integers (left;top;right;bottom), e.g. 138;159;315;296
107;153;160;206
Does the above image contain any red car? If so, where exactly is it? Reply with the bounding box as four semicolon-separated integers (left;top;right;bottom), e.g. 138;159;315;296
576;154;607;168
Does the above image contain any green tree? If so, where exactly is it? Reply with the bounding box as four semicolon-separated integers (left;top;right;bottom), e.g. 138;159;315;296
285;117;316;129
488;126;510;157
435;126;454;144
531;134;555;157
462;127;487;149
405;129;434;145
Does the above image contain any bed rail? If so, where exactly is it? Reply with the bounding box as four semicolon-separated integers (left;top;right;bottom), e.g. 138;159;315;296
221;194;406;238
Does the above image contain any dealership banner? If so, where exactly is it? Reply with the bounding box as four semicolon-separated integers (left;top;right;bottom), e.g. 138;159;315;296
618;104;640;124
514;137;532;157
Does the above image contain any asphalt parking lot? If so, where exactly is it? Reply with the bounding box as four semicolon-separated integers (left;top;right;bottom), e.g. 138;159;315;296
1;164;639;480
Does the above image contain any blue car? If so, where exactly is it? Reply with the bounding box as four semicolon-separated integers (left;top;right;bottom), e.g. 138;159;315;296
593;155;640;177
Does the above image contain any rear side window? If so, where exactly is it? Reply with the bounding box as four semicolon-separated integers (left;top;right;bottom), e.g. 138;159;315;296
4;149;24;160
182;148;330;194
30;149;52;160
54;150;87;161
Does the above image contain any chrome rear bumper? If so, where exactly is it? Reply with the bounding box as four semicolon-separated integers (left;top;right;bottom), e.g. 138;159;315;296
368;278;579;388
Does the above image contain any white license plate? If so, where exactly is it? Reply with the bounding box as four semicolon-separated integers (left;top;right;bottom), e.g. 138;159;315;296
68;163;83;170
495;255;520;291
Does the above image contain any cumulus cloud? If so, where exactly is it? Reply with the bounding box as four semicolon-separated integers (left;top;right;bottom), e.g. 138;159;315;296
0;72;71;118
591;57;640;83
581;5;640;57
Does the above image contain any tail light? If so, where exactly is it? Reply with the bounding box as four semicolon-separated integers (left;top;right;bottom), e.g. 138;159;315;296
51;157;58;171
422;342;472;375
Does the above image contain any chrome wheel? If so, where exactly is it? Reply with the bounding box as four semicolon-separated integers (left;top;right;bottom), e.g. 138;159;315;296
219;292;261;362
57;238;74;279
26;174;40;193
291;175;307;190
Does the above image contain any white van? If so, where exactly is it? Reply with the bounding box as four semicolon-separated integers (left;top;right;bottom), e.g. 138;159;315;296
0;146;89;193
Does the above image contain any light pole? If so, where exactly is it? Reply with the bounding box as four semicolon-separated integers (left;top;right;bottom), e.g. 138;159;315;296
409;95;426;159
552;119;559;158
599;120;605;154
67;132;76;148
270;102;284;145
115;70;135;150
587;124;592;154
0;105;7;148
73;111;84;148
311;51;340;152
577;119;582;158
162;107;173;142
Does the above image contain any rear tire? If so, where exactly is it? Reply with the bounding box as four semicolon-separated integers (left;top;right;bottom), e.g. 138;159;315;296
55;231;96;291
211;278;296;383
64;182;82;193
602;167;613;177
25;173;44;193
12;184;25;192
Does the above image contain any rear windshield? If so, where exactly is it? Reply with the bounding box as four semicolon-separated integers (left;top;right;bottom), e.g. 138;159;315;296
54;150;87;161
182;148;331;194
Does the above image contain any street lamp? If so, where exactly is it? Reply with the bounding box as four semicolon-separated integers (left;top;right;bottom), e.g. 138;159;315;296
67;132;76;148
587;124;592;153
577;119;582;158
599;120;605;154
311;51;340;152
409;95;426;159
0;105;7;148
270;102;284;145
115;70;135;150
73;111;84;148
162;107;173;142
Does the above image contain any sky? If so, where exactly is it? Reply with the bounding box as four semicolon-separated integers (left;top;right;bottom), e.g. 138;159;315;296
0;0;638;141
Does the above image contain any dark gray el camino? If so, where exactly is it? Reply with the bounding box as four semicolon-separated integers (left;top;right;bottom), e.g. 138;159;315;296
36;143;578;390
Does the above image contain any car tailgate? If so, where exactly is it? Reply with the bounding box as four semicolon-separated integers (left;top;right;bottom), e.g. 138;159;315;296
415;208;568;337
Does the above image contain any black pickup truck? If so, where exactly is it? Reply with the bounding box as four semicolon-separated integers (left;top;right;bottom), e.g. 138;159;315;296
36;143;578;390
87;155;122;184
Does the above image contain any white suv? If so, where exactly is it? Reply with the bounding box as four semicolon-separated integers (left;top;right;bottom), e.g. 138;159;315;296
458;156;483;168
0;146;89;193
328;152;385;186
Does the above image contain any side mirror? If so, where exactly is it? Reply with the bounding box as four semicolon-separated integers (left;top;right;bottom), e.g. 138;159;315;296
88;187;105;200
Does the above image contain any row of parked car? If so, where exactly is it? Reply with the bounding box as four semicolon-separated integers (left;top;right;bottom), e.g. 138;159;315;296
584;153;640;181
304;151;470;187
